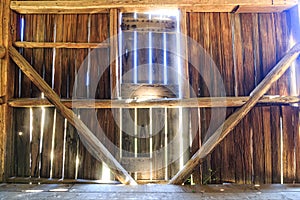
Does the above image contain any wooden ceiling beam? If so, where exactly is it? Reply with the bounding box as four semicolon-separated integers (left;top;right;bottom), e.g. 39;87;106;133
8;46;137;186
169;43;300;185
10;0;297;14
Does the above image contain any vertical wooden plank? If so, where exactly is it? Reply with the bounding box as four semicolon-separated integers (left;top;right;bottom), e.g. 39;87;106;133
53;15;63;96
188;12;201;184
295;107;300;183
30;107;41;178
259;13;277;95
51;15;64;179
28;15;45;179
179;10;190;183
62;14;78;180
22;14;33;98
14;108;30;177
251;107;265;184
152;33;164;84
31;14;45;98
40;14;55;179
74;14;89;180
281;106;295;183
152;108;165;180
274;12;290;96
121;13;134;84
51;110;64;178
208;13;223;184
92;13;111;180
271;106;281;183
232;14;244;96
262;106;272;184
40;108;54;178
240;14;256;94
109;9;120;181
167;108;180;179
199;12;212;184
120;13;136;180
0;0;15;180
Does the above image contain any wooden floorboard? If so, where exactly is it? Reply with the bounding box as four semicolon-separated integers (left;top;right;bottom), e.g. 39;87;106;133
0;184;300;199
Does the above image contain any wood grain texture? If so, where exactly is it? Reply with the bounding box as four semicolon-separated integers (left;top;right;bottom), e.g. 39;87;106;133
1;0;15;182
169;43;300;184
10;0;297;14
9;46;137;185
0;46;5;59
14;41;109;49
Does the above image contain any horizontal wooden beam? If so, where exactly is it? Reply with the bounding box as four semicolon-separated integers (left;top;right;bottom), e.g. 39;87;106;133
0;46;5;59
235;5;296;13
10;1;297;14
7;96;300;108
8;46;137;185
169;43;300;185
7;177;120;184
14;42;110;49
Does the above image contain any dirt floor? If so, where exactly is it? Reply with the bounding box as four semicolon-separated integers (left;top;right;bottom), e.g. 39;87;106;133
0;183;300;199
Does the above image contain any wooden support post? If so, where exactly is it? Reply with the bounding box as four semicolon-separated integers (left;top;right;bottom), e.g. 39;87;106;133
0;46;5;59
8;46;137;185
110;8;119;99
169;43;300;185
0;0;14;182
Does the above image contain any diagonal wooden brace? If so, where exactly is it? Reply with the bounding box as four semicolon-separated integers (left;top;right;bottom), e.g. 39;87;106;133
9;46;137;185
169;43;300;185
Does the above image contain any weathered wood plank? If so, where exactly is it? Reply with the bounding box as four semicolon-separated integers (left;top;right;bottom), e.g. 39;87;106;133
10;0;297;14
31;14;45;98
259;13;278;95
187;12;201;184
9;46;137;185
51;110;64;178
281;106;296;183
14;41;109;49
252;107;265;184
53;15;63;96
14;108;30;177
262;106;272;184
0;46;5;59
270;106;281;183
8;96;300;108
40;108;54;178
30;107;41;178
295;107;300;183
169;43;300;184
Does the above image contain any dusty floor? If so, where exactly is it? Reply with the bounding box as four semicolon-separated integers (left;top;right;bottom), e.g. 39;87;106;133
0;183;300;199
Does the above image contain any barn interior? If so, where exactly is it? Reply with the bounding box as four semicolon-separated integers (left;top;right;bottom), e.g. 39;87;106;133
0;0;300;199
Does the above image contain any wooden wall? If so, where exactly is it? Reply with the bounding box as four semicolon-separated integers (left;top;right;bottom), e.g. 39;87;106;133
11;13;117;181
188;11;300;184
5;8;300;184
